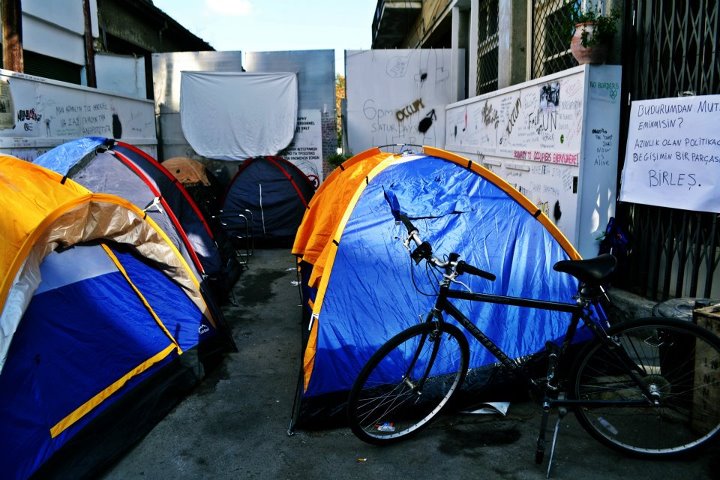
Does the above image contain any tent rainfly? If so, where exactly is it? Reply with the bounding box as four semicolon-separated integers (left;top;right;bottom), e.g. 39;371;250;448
0;155;218;479
34;137;242;304
290;146;583;428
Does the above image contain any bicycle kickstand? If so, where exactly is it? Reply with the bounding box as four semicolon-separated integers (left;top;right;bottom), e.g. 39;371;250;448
535;341;565;477
545;396;568;479
535;396;568;479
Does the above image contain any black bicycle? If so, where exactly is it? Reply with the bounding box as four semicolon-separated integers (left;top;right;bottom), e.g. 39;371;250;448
347;215;720;463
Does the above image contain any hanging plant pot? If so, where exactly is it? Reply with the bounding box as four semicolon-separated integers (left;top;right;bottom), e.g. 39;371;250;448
570;22;609;64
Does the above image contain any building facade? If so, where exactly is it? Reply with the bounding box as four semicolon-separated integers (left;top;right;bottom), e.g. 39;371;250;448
372;0;720;300
2;0;213;98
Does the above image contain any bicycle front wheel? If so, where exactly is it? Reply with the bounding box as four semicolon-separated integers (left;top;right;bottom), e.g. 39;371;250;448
572;317;720;457
347;322;469;445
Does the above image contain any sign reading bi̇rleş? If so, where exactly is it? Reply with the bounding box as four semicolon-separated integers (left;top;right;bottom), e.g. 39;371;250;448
619;94;720;213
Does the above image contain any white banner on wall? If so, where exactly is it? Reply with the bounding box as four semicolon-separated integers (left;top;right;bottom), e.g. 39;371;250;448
281;109;323;182
345;49;457;154
619;95;720;213
180;71;298;160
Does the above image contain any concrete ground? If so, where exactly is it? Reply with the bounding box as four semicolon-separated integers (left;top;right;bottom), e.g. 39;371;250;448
100;248;719;480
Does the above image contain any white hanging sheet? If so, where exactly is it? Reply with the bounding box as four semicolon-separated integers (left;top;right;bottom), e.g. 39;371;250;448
180;71;298;160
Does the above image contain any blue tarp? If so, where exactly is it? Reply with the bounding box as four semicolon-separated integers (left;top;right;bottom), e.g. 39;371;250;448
301;153;582;401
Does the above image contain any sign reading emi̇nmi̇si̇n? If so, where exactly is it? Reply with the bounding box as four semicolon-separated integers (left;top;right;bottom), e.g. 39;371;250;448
619;94;720;214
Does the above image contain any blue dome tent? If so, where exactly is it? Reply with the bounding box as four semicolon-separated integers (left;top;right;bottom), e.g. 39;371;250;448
35;137;242;305
290;146;583;427
221;156;316;247
0;155;216;479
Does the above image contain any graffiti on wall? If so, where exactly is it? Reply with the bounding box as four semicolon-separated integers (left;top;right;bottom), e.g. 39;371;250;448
0;72;156;156
346;49;456;153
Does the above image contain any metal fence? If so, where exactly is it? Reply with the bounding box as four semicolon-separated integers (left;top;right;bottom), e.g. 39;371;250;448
529;0;720;299
615;0;720;300
476;0;499;94
616;205;719;300
531;0;578;79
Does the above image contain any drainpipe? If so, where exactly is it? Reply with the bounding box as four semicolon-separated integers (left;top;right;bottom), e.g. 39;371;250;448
2;0;24;73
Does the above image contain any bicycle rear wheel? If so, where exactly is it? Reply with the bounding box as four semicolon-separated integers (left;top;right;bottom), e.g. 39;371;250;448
572;317;720;457
347;322;469;445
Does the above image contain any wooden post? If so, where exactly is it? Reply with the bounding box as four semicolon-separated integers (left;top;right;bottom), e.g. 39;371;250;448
2;0;24;73
83;0;97;87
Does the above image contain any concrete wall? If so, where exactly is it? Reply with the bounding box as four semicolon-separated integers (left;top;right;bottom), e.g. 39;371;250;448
405;0;454;47
21;0;93;68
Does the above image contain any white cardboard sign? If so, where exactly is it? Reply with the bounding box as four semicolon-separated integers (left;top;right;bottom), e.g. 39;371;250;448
619;95;720;213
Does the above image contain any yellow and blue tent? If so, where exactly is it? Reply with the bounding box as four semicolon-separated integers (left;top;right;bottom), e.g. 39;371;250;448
290;146;582;427
0;155;216;479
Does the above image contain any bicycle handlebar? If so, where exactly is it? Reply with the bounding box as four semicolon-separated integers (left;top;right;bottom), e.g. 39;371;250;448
397;214;496;281
456;260;495;280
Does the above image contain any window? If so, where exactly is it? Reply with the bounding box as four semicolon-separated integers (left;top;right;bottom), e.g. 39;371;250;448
531;0;579;78
476;0;499;95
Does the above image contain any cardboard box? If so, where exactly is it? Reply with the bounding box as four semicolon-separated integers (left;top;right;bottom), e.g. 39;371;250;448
692;305;720;433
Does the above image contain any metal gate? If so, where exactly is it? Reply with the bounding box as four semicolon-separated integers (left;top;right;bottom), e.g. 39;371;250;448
615;0;720;300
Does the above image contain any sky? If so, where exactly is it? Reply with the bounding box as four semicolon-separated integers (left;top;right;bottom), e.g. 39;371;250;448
152;0;378;75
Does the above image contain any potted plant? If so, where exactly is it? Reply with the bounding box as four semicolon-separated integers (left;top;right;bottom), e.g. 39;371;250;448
570;5;621;64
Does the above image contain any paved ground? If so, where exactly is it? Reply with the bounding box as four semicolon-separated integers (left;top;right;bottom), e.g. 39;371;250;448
101;248;719;480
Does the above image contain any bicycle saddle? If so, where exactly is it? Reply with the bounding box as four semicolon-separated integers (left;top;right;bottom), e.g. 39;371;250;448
553;254;617;285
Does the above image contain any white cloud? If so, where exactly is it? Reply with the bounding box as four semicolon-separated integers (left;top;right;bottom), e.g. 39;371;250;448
206;0;252;16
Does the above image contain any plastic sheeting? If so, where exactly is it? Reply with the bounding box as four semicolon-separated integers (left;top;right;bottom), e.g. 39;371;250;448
180;71;298;160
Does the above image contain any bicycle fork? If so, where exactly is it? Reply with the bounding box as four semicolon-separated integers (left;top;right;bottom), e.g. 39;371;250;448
402;308;445;394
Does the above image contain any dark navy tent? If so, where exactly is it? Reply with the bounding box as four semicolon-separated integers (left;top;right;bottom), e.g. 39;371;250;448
221;156;315;246
290;146;584;427
0;155;216;479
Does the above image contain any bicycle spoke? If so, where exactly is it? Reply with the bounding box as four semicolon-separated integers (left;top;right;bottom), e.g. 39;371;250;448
347;323;469;444
573;318;720;456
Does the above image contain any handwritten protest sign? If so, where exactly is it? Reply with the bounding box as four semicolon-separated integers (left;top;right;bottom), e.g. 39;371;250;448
282;109;323;181
619;95;720;213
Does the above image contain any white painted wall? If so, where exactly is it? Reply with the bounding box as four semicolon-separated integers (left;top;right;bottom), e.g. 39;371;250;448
96;53;146;99
345;49;460;154
0;69;156;161
445;64;622;258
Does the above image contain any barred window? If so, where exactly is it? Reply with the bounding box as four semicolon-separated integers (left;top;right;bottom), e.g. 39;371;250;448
476;0;499;95
531;0;579;79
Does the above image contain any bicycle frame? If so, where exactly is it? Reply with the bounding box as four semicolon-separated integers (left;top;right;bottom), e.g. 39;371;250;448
347;219;720;460
432;280;653;409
